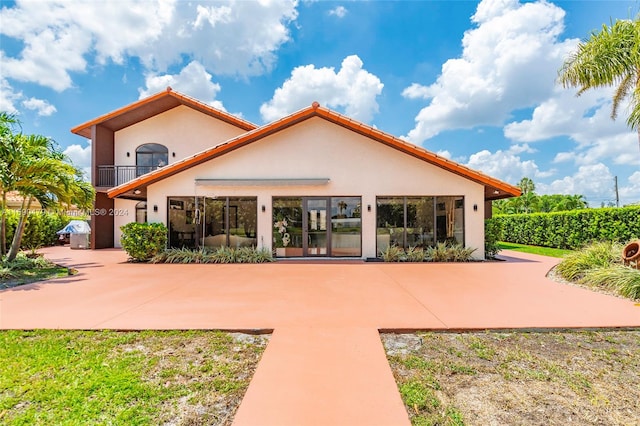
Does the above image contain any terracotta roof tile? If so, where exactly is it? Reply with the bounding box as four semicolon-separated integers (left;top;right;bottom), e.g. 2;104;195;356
105;103;520;200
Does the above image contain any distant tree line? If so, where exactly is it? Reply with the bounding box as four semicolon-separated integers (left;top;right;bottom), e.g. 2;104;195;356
493;177;588;215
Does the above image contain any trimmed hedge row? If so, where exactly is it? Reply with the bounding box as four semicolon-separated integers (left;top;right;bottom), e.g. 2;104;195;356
2;210;75;252
491;206;640;249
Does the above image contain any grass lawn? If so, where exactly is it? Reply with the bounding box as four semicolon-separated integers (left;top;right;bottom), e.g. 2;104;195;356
384;330;640;426
0;330;268;425
1;253;70;289
497;242;573;258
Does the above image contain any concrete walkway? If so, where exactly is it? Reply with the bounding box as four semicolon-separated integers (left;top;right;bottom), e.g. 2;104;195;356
1;247;639;425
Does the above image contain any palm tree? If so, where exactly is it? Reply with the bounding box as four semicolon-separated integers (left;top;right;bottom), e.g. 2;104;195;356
558;17;640;151
1;118;94;260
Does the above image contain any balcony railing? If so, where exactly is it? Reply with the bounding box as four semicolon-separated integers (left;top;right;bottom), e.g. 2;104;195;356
97;165;159;187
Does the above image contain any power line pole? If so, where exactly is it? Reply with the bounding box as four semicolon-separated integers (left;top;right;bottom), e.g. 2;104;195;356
614;176;620;208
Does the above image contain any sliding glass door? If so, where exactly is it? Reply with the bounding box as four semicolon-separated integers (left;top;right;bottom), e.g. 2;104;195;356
273;196;361;257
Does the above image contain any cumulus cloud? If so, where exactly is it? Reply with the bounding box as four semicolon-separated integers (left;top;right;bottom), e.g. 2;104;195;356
619;171;640;206
0;0;298;91
465;144;550;185
139;61;225;110
22;97;57;116
0;78;22;114
64;140;92;180
260;55;383;122
533;163;639;205
329;6;347;18
505;88;639;166
403;0;573;143
0;78;57;117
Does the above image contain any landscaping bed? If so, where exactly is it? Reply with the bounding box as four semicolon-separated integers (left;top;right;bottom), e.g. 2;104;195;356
384;330;640;426
0;330;269;425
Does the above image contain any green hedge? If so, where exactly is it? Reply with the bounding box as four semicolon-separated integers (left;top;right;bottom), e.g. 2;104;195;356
2;210;74;252
493;206;640;249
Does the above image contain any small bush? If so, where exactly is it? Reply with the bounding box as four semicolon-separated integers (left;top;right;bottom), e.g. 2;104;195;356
555;241;622;281
424;242;476;262
405;246;426;262
484;219;502;259
380;245;406;262
120;222;168;262
1;252;57;277
581;266;640;300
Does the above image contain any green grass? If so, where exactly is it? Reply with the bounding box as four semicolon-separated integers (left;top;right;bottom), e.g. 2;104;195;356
497;242;574;258
555;241;622;281
581;265;640;300
0;330;268;425
0;253;70;289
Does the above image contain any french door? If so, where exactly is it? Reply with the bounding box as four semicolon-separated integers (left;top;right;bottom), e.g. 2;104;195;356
303;197;330;256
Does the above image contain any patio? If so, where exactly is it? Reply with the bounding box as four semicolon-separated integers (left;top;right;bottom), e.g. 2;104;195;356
1;247;638;425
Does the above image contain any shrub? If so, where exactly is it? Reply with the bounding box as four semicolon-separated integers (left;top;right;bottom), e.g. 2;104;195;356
405;246;426;262
2;210;72;252
151;246;273;264
425;242;476;262
484;219;502;259
494;206;640;249
120;222;168;262
380;245;406;262
555;241;622;281
581;266;640;300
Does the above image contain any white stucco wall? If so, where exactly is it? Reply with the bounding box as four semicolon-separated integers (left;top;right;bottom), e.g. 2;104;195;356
145;117;486;258
114;106;249;167
113;198;140;248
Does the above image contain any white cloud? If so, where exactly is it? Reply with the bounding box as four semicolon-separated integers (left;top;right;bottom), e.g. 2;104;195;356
329;6;347;18
22;97;57;117
0;0;298;91
139;61;225;110
260;55;383;122
0;78;56;116
534;163;640;205
64;139;92;180
465;144;549;185
505;88;639;167
0;78;22;114
619;171;640;206
403;0;573;143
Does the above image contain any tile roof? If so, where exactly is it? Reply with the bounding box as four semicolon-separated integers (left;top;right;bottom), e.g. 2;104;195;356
105;100;520;201
71;87;256;139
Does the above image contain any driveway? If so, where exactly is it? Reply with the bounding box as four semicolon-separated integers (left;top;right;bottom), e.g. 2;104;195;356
1;247;639;425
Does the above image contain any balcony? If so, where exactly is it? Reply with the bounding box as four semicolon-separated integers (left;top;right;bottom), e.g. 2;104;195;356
96;165;159;187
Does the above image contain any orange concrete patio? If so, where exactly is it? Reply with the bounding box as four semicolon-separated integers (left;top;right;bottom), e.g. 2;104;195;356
1;247;639;425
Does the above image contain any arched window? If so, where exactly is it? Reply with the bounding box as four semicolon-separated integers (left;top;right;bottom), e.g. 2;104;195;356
136;143;168;176
135;201;147;223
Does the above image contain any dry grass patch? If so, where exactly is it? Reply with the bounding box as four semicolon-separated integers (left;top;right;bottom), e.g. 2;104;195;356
383;330;640;426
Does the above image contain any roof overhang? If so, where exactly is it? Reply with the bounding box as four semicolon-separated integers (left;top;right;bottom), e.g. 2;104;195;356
71;88;256;139
105;102;521;201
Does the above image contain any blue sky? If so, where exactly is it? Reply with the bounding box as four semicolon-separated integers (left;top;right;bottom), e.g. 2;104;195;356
1;0;639;205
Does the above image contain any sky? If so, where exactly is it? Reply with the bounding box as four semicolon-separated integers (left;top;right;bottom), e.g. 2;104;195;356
1;0;639;206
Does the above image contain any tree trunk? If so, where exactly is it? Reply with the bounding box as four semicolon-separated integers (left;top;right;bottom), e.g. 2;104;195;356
7;196;31;262
1;191;6;256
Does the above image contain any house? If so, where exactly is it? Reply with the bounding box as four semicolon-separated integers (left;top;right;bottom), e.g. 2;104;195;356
71;87;520;259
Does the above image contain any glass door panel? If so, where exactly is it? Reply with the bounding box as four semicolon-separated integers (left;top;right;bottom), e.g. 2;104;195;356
331;197;361;257
273;197;303;257
305;198;329;256
202;197;225;248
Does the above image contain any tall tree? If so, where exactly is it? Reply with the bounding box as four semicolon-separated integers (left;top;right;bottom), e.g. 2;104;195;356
0;115;94;260
0;112;20;256
558;17;640;151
